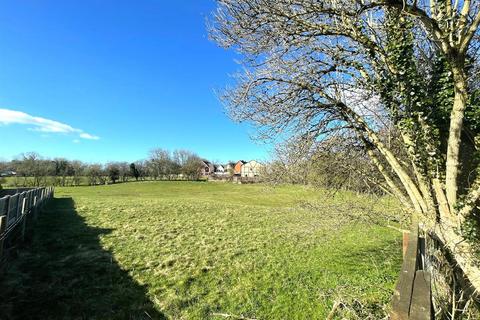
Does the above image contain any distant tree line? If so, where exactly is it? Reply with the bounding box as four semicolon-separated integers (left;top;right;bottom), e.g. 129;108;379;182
261;135;391;195
0;149;207;188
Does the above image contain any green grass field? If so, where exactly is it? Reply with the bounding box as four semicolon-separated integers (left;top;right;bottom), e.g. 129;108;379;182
0;182;403;319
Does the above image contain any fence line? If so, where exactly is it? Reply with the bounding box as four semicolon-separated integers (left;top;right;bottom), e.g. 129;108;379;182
391;225;433;320
0;186;54;263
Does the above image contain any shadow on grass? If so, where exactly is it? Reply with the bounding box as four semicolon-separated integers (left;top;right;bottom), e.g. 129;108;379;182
0;197;165;320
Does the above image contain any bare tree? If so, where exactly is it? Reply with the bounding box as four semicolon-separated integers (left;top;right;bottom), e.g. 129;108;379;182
117;162;130;182
106;162;120;184
69;160;85;186
134;160;148;180
149;148;174;180
211;0;480;297
85;164;104;186
53;158;69;186
130;163;140;181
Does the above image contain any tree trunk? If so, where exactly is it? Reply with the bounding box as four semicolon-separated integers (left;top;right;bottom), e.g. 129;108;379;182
399;131;436;212
344;106;428;213
445;64;468;212
365;145;412;209
433;221;480;297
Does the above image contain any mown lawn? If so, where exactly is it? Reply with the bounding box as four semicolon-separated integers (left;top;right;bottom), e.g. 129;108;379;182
0;182;403;319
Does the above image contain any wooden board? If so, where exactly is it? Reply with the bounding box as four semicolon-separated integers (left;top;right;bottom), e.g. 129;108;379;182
6;194;19;227
0;196;8;217
409;270;432;320
391;226;419;320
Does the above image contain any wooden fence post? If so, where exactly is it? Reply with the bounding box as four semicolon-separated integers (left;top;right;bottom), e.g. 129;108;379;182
409;271;432;320
0;216;6;262
40;189;44;209
7;194;18;230
20;196;27;241
33;195;38;221
391;226;433;320
41;188;45;209
391;227;419;320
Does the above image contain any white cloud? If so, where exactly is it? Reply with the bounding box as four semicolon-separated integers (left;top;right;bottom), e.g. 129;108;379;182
79;132;100;140
0;108;100;140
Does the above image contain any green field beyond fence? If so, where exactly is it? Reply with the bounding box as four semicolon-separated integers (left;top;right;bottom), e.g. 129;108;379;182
0;182;403;319
1;175;202;188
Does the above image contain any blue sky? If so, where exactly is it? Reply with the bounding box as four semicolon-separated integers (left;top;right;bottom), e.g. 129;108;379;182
0;1;270;164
